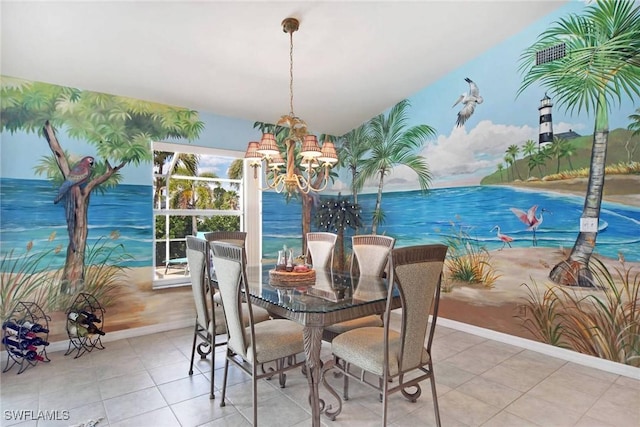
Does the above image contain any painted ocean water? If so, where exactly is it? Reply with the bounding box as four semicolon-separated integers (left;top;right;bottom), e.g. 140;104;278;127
1;178;153;269
263;185;640;262
1;178;639;272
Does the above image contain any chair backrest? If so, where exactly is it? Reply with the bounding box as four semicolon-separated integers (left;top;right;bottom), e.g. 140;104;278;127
204;231;247;247
386;244;448;372
306;232;337;270
350;235;395;277
204;231;247;278
186;236;211;331
210;241;252;360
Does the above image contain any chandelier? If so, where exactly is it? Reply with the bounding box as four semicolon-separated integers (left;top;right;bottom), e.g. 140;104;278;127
244;17;338;195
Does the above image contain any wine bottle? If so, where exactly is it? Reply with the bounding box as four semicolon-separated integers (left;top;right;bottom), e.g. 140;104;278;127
85;323;105;336
2;336;38;352
19;320;50;334
23;336;50;347
8;348;45;362
68;312;105;336
68;324;89;338
2;321;37;339
2;336;37;351
79;310;101;324
23;350;45;362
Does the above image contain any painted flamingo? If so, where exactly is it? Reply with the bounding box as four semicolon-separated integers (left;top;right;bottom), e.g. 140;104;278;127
510;205;549;246
491;225;513;250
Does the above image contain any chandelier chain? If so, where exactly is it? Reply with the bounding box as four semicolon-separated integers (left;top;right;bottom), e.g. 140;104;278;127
289;29;295;117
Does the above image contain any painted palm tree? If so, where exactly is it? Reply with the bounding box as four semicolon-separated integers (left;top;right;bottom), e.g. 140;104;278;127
528;151;546;178
522;139;538;179
356;99;436;234
626;108;640;163
559;138;577;171
497;163;505;182
548;136;566;174
506;144;523;180
504;155;513;180
339;124;371;206
518;0;640;287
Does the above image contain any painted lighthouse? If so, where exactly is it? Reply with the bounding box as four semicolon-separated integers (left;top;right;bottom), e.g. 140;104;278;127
538;93;553;148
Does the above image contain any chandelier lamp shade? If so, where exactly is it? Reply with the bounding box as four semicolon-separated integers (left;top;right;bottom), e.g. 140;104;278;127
244;17;339;195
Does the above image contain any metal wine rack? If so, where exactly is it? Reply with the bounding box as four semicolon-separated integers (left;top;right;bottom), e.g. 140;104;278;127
64;292;106;358
2;301;51;374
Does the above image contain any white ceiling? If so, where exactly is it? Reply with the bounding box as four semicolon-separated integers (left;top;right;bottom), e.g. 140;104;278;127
1;1;566;137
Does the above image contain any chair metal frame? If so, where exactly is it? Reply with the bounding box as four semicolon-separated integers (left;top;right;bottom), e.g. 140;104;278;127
306;232;337;271
211;241;306;425
322;244;448;426
185;236;225;399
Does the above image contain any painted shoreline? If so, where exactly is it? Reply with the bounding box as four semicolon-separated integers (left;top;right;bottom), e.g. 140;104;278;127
502;174;640;208
36;244;640;347
8;175;639;355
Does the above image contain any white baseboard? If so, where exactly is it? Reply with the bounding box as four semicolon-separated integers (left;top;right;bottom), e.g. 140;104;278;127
436;316;640;380
3;315;638;381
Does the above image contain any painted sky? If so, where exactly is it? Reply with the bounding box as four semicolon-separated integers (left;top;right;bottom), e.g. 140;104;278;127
2;2;637;192
334;1;639;194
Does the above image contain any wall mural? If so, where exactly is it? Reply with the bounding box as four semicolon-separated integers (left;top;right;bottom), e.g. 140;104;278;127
1;1;638;368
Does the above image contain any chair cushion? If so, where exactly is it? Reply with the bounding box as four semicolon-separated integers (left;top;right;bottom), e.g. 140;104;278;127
211;303;270;335
247;319;305;364
331;327;430;377
324;315;383;334
249;305;271;324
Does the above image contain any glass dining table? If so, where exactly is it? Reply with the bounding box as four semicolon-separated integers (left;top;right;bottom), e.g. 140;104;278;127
241;264;400;427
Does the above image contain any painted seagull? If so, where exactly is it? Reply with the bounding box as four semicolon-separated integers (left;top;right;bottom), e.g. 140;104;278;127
453;77;483;127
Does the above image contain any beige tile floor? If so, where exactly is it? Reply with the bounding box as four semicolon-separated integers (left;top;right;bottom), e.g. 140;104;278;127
1;323;639;427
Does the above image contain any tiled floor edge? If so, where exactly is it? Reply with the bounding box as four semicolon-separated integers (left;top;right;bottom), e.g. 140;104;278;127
436;316;640;380
0;319;193;364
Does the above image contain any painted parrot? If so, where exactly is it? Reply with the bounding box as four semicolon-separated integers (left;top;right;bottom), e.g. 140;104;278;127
54;156;95;252
53;156;95;204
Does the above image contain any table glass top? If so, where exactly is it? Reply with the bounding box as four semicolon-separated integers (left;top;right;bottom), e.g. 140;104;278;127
243;264;392;314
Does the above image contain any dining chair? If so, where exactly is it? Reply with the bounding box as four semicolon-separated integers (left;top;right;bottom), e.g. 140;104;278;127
185;236;270;399
185;236;226;399
306;232;337;270
204;231;247;281
204;230;247;246
350;234;396;277
211;241;306;425
322;235;395;343
322;244;448;426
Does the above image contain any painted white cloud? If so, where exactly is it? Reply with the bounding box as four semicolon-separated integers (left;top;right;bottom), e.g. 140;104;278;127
356;119;586;193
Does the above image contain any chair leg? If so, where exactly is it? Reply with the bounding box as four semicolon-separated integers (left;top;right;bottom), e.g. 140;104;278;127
189;323;198;375
252;362;258;426
277;358;287;388
220;353;230;407
343;362;349;400
209;334;215;399
380;378;389;426
382;373;390;427
429;365;441;427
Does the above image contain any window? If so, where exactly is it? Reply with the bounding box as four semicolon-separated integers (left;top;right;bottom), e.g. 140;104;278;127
152;142;244;289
